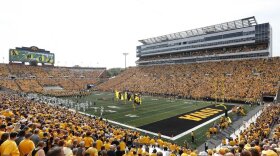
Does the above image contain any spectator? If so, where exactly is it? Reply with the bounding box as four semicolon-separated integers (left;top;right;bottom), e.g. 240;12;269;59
19;132;35;156
30;129;40;146
0;132;20;156
29;141;46;156
46;147;64;156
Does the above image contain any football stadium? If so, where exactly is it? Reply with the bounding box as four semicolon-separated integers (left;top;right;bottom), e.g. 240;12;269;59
0;5;280;156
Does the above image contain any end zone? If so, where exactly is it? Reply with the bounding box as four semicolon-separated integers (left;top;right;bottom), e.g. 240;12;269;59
77;104;234;141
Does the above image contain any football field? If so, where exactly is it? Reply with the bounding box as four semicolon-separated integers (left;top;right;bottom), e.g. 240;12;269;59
65;92;215;126
63;91;245;147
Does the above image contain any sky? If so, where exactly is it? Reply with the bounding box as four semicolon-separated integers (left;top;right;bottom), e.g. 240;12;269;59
0;0;279;69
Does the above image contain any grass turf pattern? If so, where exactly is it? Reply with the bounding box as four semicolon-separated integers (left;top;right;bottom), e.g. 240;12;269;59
63;91;252;148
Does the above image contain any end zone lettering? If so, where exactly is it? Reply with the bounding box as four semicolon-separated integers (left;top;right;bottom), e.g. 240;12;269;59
179;108;223;121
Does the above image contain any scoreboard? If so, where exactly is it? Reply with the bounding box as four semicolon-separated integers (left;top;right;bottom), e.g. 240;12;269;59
9;48;55;64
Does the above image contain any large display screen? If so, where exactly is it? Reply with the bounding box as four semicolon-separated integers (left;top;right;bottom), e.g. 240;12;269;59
9;49;55;64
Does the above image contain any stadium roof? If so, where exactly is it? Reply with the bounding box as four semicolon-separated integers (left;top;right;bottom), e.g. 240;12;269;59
139;16;257;45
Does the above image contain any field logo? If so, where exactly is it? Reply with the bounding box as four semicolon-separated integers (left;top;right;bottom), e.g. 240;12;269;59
179;108;223;121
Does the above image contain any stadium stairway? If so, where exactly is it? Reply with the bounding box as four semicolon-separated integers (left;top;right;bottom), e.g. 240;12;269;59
69;78;81;89
93;79;106;87
14;80;23;91
98;69;107;78
268;119;280;139
196;105;262;151
36;79;44;88
275;85;280;103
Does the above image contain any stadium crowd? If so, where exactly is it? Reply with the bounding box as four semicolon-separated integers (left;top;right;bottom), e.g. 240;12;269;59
99;57;280;103
215;104;280;156
0;64;106;97
0;92;278;156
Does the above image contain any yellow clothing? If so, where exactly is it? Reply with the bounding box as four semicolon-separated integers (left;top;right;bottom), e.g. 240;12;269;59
169;144;176;151
222;138;226;145
38;131;44;139
229;140;235;146
0;139;20;156
157;139;163;147
77;137;83;143
143;136;150;144
2;111;14;117
104;143;111;150
119;141;126;151
137;148;143;155
19;139;35;156
84;137;94;148
96;139;103;151
149;139;155;145
85;147;98;156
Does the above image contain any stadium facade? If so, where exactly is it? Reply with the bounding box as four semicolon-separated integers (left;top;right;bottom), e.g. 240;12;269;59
136;17;272;66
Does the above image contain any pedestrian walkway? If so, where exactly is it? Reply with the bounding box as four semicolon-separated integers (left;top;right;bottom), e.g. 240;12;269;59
196;105;262;151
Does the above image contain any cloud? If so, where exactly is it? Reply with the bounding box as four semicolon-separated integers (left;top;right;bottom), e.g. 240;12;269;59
0;0;279;68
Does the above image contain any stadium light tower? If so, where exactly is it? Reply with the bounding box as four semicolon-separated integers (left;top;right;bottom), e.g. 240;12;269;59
123;53;129;69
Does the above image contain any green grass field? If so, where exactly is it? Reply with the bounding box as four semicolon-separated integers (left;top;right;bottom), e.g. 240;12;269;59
65;92;213;127
63;91;252;148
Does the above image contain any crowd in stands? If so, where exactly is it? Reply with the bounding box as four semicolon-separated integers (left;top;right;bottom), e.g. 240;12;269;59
0;65;9;78
99;57;280;103
0;64;106;96
16;79;44;93
215;104;280;156
138;44;268;62
72;79;99;89
272;125;280;140
0;92;279;156
0;80;20;91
